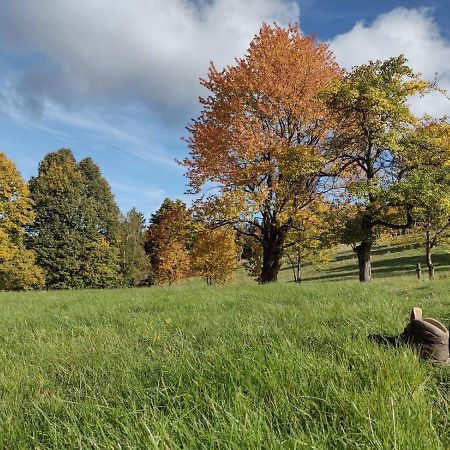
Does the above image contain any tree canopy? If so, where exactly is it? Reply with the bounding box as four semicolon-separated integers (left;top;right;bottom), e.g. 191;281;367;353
324;56;445;281
29;149;121;289
0;152;44;290
191;227;238;285
145;198;194;285
183;23;341;282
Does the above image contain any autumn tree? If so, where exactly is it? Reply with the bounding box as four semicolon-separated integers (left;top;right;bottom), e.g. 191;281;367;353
29;149;121;289
399;122;450;277
154;241;191;285
119;208;151;286
0;152;44;290
145;198;194;285
284;201;336;283
324;56;441;282
412;168;450;278
183;24;341;283
191;227;238;284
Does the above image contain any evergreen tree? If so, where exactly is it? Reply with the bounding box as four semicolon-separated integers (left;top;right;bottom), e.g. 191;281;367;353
119;208;151;286
0;152;44;290
78;157;121;287
29;149;121;289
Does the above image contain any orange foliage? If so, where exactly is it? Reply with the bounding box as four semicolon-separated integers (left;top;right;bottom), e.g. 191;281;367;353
145;199;194;285
155;241;190;285
183;23;341;282
184;23;340;193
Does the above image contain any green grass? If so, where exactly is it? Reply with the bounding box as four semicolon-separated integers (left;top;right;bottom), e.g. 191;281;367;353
278;242;450;283
0;273;449;449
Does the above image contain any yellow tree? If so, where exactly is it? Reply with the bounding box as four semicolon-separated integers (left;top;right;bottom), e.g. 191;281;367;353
398;121;450;277
191;227;238;285
0;152;44;290
183;24;340;283
284;201;336;283
412;168;450;278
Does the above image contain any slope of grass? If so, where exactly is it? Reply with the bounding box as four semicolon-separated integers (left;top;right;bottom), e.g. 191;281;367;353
278;242;450;283
0;277;449;449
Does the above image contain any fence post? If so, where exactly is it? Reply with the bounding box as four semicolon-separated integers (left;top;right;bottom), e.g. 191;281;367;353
416;263;422;279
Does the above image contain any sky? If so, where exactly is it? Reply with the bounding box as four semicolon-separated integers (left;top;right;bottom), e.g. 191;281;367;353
0;0;449;219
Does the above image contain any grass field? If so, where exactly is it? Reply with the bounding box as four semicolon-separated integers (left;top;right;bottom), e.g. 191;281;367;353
0;246;449;449
277;242;450;283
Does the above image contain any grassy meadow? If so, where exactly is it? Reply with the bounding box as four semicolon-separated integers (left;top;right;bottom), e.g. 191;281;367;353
0;245;449;449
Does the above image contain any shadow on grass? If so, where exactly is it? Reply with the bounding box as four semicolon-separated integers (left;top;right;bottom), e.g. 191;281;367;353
302;252;450;282
332;243;423;263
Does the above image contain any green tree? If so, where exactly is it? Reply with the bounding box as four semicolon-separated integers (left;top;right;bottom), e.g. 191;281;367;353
78;157;121;287
399;123;450;277
29;149;121;289
413;168;450;278
119;208;151;286
324;56;439;282
0;152;44;290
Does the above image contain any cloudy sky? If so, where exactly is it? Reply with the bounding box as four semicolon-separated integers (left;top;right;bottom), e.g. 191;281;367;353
1;0;449;218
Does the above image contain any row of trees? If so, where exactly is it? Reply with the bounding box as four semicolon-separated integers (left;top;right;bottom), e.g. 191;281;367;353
182;23;450;282
144;198;238;285
2;24;449;289
1;134;447;291
0;150;239;290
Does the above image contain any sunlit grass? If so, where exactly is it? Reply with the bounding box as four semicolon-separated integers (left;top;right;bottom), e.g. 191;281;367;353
0;275;449;448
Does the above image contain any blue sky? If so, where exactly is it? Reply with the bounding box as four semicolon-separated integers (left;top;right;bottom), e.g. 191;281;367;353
0;0;449;219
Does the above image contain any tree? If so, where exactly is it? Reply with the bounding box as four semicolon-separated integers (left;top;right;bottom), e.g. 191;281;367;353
183;23;341;283
155;240;191;285
29;149;121;289
119;208;151;286
414;169;450;278
145;199;194;285
0;152;44;290
78;157;121;287
284;202;336;283
324;56;439;282
191;227;238;284
395;122;450;277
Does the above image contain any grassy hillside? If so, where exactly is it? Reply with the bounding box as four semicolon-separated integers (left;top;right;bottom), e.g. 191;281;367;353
276;242;450;283
0;273;449;448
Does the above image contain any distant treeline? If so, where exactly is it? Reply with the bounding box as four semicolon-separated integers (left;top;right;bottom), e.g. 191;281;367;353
0;149;239;290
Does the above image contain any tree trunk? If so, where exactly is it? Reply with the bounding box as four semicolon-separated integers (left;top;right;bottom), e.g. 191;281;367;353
426;242;434;279
260;228;285;283
295;260;302;283
355;241;372;282
289;257;298;282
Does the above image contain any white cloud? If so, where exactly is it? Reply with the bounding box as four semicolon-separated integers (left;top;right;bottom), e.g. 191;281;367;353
0;0;299;124
42;102;183;168
329;7;450;118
